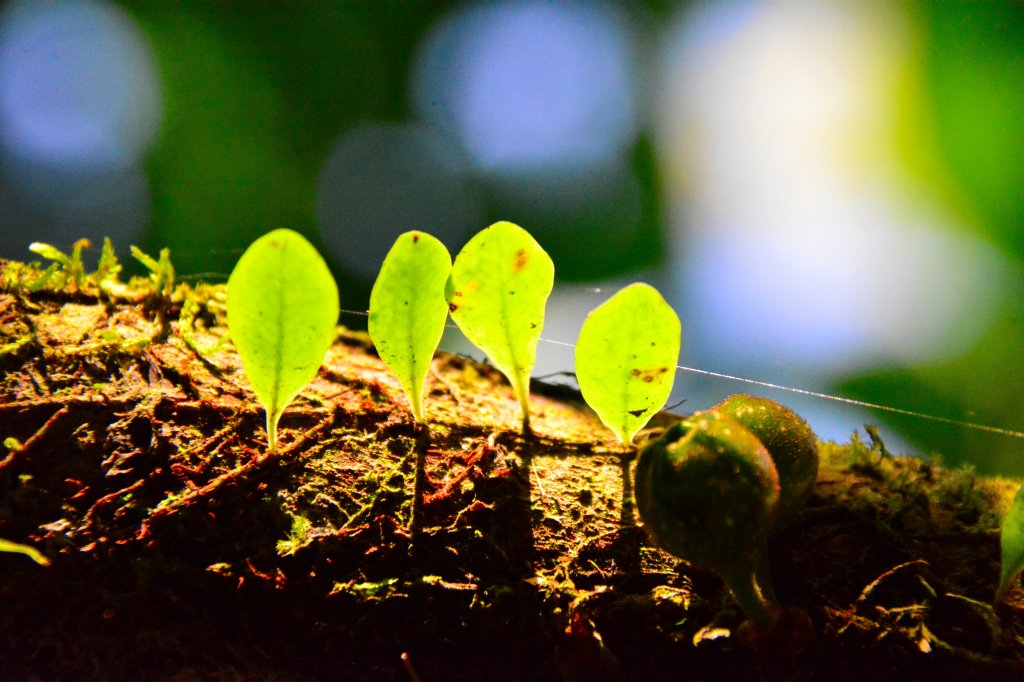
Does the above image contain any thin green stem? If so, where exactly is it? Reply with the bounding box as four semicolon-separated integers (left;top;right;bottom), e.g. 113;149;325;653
266;410;279;453
723;566;779;632
516;373;532;436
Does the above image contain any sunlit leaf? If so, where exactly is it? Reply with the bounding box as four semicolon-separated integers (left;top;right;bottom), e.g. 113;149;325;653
446;221;554;431
29;242;70;265
369;231;452;423
0;537;49;566
575;283;681;445
227;229;339;451
997;483;1024;603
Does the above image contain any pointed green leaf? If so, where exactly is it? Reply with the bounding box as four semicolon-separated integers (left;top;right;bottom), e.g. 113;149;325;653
29;242;71;265
997;483;1024;603
446;221;554;431
0;537;49;566
576;283;681;445
369;231;452;423
227;229;339;450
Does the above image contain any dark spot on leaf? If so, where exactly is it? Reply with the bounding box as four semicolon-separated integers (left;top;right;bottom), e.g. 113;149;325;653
455;291;463;297
628;409;647;418
530;323;537;329
403;301;408;306
448;303;458;312
631;367;669;383
509;290;515;295
514;248;528;272
412;234;420;243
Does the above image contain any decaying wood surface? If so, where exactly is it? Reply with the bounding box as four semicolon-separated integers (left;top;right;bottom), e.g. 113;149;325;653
1;257;1023;681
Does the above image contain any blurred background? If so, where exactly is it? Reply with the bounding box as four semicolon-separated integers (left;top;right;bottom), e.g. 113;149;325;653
1;0;1022;474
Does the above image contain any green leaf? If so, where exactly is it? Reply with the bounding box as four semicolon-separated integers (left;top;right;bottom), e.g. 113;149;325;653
998;483;1024;603
227;229;339;450
131;245;176;295
575;283;681;445
29;242;71;265
95;238;122;281
0;537;50;566
446;221;554;431
369;231;452;423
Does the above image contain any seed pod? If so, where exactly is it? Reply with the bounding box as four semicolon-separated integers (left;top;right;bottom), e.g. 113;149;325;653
635;411;781;630
712;394;818;529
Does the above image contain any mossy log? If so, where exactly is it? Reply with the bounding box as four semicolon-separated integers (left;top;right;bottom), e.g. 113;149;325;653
1;256;1023;681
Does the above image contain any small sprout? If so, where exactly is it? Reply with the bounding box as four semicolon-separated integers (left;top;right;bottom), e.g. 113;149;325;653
29;241;74;267
95;237;121;280
130;245;176;297
446;221;554;433
227;229;339;452
635;411;781;631
997;483;1024;604
575;283;681;445
27;239;91;290
0;537;50;566
369;231;452;423
711;394;819;529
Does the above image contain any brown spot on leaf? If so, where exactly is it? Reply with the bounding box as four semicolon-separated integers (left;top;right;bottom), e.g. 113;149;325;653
448;302;458;312
412;233;420;243
514;249;528;272
631;367;669;383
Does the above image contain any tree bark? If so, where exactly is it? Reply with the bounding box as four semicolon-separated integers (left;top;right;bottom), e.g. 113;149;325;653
0;259;1021;681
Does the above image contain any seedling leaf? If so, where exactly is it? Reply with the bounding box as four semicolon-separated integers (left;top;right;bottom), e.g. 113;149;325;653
576;283;681;445
369;231;452;422
131;245;175;295
446;221;554;431
29;242;71;265
227;229;339;451
997;483;1024;603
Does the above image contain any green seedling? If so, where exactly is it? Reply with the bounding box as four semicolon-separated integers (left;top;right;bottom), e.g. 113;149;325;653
0;537;50;566
711;394;818;529
997;483;1024;604
227;229;339;452
635;411;781;631
576;283;681;445
711;394;819;603
131;245;176;297
369;231;452;423
27;238;92;291
446;221;554;434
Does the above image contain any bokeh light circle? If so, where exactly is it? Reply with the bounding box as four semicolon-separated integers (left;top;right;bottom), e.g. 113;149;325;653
411;0;638;173
316;122;484;281
0;0;162;169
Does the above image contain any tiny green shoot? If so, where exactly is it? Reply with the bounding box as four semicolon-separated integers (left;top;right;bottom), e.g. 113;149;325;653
131;245;176;297
227;229;339;452
575;283;681;445
369;231;452;423
27;238;91;290
446;221;554;433
997;483;1024;603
